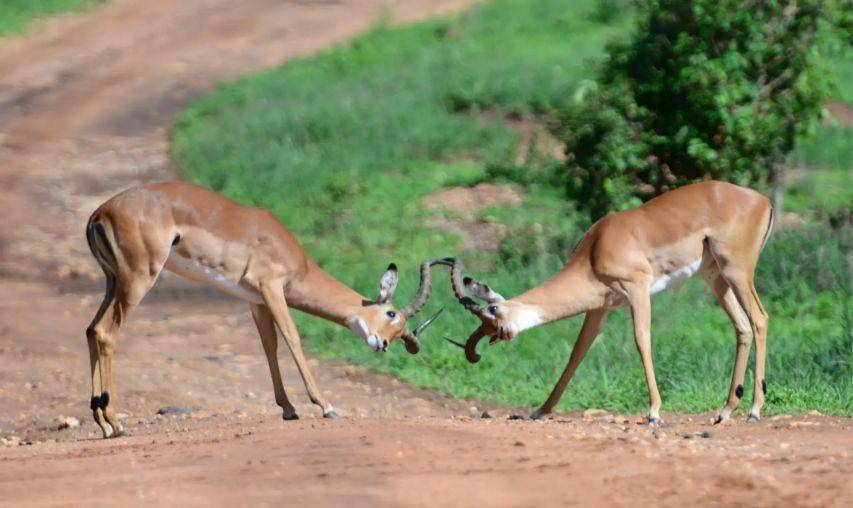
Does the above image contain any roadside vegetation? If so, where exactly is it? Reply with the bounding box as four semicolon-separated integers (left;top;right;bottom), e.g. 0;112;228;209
173;0;852;416
0;0;100;36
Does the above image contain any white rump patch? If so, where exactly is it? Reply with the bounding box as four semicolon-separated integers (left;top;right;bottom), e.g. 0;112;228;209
649;259;702;295
165;255;263;304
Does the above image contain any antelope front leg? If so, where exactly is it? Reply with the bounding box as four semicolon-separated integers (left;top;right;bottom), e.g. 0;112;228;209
260;281;339;419
624;284;662;425
531;309;608;420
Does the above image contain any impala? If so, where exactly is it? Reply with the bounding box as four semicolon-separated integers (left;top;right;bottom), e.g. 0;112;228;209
446;181;773;425
85;181;443;438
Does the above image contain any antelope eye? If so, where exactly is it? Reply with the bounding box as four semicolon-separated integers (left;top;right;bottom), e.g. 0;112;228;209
386;310;397;319
487;305;499;315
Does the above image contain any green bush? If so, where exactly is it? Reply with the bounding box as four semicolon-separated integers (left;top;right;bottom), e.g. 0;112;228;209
560;0;848;217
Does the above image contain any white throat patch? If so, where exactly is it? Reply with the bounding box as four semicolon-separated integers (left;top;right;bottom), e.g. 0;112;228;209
513;307;543;332
346;316;384;351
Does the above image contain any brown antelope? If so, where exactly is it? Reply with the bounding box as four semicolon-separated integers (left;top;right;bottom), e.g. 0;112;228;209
85;181;444;438
445;181;773;425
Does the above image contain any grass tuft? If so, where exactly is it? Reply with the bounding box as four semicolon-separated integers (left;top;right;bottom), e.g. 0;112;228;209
0;0;101;37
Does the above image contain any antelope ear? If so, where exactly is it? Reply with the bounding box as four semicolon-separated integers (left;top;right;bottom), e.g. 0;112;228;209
463;277;505;303
377;263;399;303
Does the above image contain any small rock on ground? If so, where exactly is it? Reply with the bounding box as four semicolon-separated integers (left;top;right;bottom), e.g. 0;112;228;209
156;406;197;416
582;408;610;419
57;416;80;430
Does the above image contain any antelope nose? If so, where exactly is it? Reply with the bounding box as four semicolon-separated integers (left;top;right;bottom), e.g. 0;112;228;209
382;339;389;351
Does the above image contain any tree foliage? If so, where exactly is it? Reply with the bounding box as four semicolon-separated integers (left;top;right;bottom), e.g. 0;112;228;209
560;0;849;217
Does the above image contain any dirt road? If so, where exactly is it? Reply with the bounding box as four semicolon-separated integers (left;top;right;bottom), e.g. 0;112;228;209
0;1;850;506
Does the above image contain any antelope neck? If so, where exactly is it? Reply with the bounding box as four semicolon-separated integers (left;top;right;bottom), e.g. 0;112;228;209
510;263;604;327
285;260;368;327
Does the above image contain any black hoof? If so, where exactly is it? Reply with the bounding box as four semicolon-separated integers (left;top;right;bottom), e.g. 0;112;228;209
648;417;661;427
529;408;545;420
282;412;300;421
747;414;759;424
323;410;340;420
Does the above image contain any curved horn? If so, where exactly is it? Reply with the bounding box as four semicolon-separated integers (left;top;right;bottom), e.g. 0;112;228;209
444;257;484;316
401;329;420;354
400;307;444;355
401;259;447;318
445;326;486;363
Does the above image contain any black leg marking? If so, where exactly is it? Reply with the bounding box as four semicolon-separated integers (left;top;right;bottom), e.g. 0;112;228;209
735;384;744;399
100;391;110;408
762;379;767;395
90;395;101;411
172;234;181;246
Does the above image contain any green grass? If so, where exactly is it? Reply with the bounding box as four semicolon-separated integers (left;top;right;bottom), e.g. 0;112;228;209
173;0;852;416
0;0;100;37
785;166;852;218
793;123;853;173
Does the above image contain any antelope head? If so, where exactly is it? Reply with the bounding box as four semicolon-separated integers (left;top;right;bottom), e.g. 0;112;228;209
443;258;532;363
346;260;445;354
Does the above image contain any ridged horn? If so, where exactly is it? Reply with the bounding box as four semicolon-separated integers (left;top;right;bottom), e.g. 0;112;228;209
443;257;484;316
401;259;450;318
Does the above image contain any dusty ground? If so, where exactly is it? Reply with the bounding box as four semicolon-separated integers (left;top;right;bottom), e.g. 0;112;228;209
0;1;851;506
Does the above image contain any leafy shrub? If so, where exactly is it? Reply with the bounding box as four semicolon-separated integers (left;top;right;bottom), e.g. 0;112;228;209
560;0;848;217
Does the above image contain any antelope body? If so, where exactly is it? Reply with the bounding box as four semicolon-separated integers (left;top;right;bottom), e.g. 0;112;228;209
85;181;442;438
447;181;773;425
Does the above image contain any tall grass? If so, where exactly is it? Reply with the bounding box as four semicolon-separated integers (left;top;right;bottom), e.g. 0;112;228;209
173;0;852;415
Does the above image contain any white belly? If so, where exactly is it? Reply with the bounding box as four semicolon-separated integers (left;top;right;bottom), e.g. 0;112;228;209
649;258;701;295
165;255;264;304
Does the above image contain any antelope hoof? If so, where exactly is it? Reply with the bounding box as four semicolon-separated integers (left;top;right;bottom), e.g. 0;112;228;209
648;416;661;427
529;408;546;420
110;422;128;438
747;414;760;424
282;410;299;421
323;410;340;420
714;412;731;425
101;425;114;439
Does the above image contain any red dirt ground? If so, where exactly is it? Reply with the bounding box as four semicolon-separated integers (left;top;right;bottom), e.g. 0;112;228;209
0;1;850;507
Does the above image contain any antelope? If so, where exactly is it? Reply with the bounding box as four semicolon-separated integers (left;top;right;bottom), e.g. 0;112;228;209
85;181;444;438
445;181;773;425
